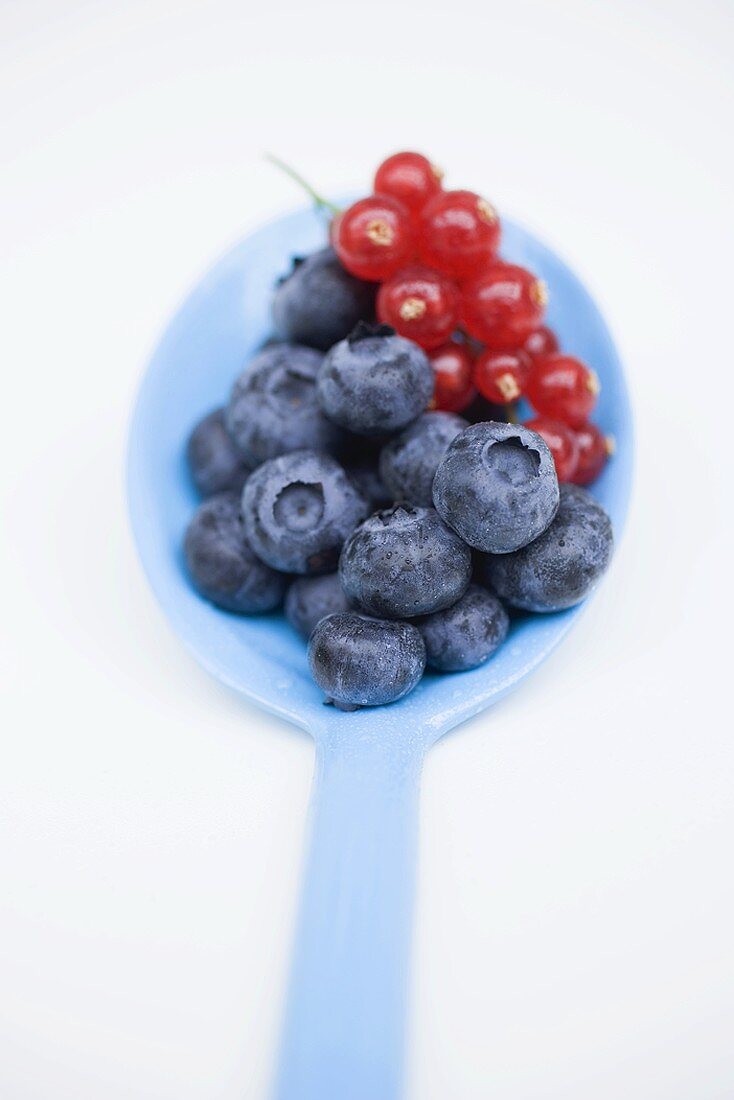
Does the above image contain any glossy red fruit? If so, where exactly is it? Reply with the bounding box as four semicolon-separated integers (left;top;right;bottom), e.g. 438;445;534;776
525;353;600;427
525;416;579;482
521;325;559;361
418;190;501;280
377;265;459;350
374;151;443;215
428;342;476;412
571;422;613;485
460;263;547;348
333;195;415;281
474;350;530;404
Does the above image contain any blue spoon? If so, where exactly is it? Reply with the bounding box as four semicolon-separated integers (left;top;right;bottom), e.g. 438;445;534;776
127;203;633;1100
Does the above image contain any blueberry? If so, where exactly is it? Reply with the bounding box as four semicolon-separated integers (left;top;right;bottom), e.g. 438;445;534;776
226;343;343;466
242;450;368;574
272;248;377;352
184;492;287;612
433;421;559;554
308;612;426;708
186;408;252;498
345;457;392;510
379;411;468;507
480;484;614;611
415;583;509;672
337;434;393;508
317;323;434;437
339;503;472;618
285;573;352;639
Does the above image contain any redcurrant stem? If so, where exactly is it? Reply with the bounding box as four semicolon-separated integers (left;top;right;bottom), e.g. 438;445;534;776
265;154;342;217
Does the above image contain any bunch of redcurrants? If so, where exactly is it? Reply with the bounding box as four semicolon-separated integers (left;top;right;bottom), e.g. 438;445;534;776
331;151;612;486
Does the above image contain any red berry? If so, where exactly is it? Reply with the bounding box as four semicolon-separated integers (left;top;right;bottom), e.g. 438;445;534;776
570;422;613;485
474;350;530;405
525;353;600;427
460;263;547;348
374;151;443;215
377;265;459;350
418;190;501;280
521;325;559;361
333;195;414;281
525;416;579;482
428;342;476;412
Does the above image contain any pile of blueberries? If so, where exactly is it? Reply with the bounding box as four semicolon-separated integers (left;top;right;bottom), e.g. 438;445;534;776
183;154;615;710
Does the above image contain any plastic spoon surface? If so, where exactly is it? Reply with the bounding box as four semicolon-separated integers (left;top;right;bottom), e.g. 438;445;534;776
127;203;633;1100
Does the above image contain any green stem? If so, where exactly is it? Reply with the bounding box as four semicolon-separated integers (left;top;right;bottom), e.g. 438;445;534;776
265;154;341;217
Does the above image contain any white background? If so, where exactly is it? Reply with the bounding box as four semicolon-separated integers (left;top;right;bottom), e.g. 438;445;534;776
1;1;733;1097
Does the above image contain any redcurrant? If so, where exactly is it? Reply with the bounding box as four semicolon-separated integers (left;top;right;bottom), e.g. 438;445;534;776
377;265;459;350
521;325;559;361
374;152;442;215
570;422;613;485
418;190;500;280
474;350;530;405
525;353;600;427
524;416;579;482
333;195;414;281
428;342;476;412
460;263;547;348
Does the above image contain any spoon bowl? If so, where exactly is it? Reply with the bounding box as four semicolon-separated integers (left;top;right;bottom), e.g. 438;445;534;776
127;203;633;1100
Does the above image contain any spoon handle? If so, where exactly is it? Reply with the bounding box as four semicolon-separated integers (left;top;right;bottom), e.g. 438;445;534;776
275;726;425;1100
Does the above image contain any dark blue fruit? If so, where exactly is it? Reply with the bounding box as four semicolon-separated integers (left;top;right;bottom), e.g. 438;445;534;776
242;450;368;574
226;343;342;466
339;504;472;618
317;323;434;437
415;583;509;672
285;573;352;639
184;492;287;612
480;484;614;611
433;421;559;553
272;247;377;351
379;411;468;507
338;434;393;508
308;612;426;709
344;457;392;510
186;408;251;498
